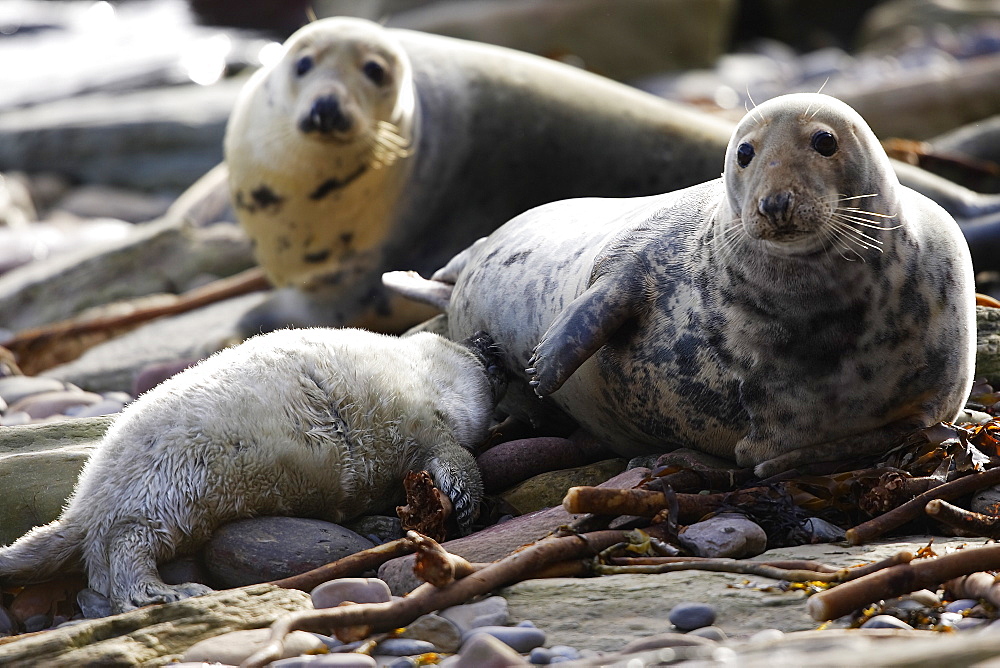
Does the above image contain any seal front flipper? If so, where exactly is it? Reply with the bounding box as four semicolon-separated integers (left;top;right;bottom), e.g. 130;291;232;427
527;272;643;397
382;270;454;311
420;438;483;535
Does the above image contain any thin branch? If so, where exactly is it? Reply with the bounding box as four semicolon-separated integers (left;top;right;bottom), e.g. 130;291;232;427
925;498;1000;538
241;530;628;667
846;467;1000;545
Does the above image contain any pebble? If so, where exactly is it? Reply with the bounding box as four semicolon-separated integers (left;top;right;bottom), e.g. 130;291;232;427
382;658;418;668
446;632;529;667
343;515;404;544
311;578;391;609
677;513;767;559
375;638;436;656
0;376;66;405
76;588;112;619
65;397;127;418
23;613;51;633
182;628;326;664
271;655;376;667
398;613;462;652
802;516;846;543
0;411;31;426
748;628;784;643
462;624;546;653
204;517;375;587
668;602;717;632
0;605;16;635
440;596;509;633
939;612;965;627
7;389;103;419
944;598;978;613
908;589;942;607
860;615;915;630
688;625;727;642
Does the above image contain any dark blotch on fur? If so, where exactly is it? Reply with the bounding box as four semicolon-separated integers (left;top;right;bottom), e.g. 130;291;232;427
309;165;368;200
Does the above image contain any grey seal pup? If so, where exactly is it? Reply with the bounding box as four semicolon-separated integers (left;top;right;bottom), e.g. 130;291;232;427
387;93;976;477
0;328;505;612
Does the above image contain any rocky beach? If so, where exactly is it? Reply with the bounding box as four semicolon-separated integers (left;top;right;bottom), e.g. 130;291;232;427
4;0;1000;666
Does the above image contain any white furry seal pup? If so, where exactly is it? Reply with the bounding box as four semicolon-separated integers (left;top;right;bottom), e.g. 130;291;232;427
223;16;735;333
387;93;976;477
0;328;505;612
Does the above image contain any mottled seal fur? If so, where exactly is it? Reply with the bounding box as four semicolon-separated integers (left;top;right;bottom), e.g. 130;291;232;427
0;328;505;612
224;16;735;333
387;93;976;476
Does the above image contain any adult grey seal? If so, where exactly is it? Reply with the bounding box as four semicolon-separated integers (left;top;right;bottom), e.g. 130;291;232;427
0;328;505;612
387;93;976;477
223;16;735;333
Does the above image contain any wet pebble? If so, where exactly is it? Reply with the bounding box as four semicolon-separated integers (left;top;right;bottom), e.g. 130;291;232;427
861;615;914;630
76;588;112;619
440;596;509;632
7;389;103;419
375;638;435;656
677;513;767;558
462;624;545;653
271;654;376;667
0;376;66;405
688;625;727;642
945;598;978;613
182;628;326;664
399;612;462;652
908;589;942;607
311;578;391;609
668;602;717;632
204;517;375;587
444;631;529;667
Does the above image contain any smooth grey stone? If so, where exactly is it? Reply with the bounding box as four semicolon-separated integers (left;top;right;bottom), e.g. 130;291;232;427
688;625;727;642
272;655;376;667
462;625;545;653
65;397;126;418
908;589;942;607
0;605;15;635
375;638;436;656
0;411;31;426
343;514;404;544
669;602;717;632
383;658;418;668
311;578;391;610
23;613;51;633
529;647;554;664
549;645;581;659
677;513;767;558
0;376;65;405
399;613;462;652
440;596;509;633
76;588;112;619
939;612;965;626
182;628;325;664
7;389;102;419
452;632;529;667
204;516;375;588
861;615;914;630
802;516;847;543
945;598;978;613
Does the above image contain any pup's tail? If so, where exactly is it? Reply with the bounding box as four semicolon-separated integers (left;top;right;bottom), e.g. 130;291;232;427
0;519;83;583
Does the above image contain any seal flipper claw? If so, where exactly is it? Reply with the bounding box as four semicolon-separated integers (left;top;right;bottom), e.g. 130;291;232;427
423;442;484;535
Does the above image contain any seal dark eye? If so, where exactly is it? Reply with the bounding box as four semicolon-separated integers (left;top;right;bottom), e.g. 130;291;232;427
736;142;754;168
295;55;313;77
363;60;387;85
812;130;838;157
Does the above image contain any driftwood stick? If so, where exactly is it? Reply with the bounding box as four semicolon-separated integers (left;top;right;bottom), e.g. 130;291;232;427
609;556;840;573
594;559;845;582
563;486;773;522
846;466;1000;545
807;544;1000;621
242;530;628;667
926;499;1000;538
269;537;417;592
409;530;477;587
945;571;1000;608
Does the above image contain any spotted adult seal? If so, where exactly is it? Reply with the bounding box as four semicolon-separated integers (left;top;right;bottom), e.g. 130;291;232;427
387;93;976;476
0;328;505;612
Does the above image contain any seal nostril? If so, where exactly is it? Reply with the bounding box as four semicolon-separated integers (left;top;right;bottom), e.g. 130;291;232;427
758;191;794;221
301;95;351;134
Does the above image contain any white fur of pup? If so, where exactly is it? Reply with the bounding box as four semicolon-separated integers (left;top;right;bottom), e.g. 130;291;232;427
0;328;497;612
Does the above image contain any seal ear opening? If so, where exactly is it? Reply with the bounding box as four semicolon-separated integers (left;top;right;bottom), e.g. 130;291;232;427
382;270;453;311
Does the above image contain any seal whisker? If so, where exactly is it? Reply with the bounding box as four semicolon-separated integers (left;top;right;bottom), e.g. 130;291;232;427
822;193;880;203
828;219;885;253
833;211;902;230
829;216;887;245
826;224;873;261
837;207;897;220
